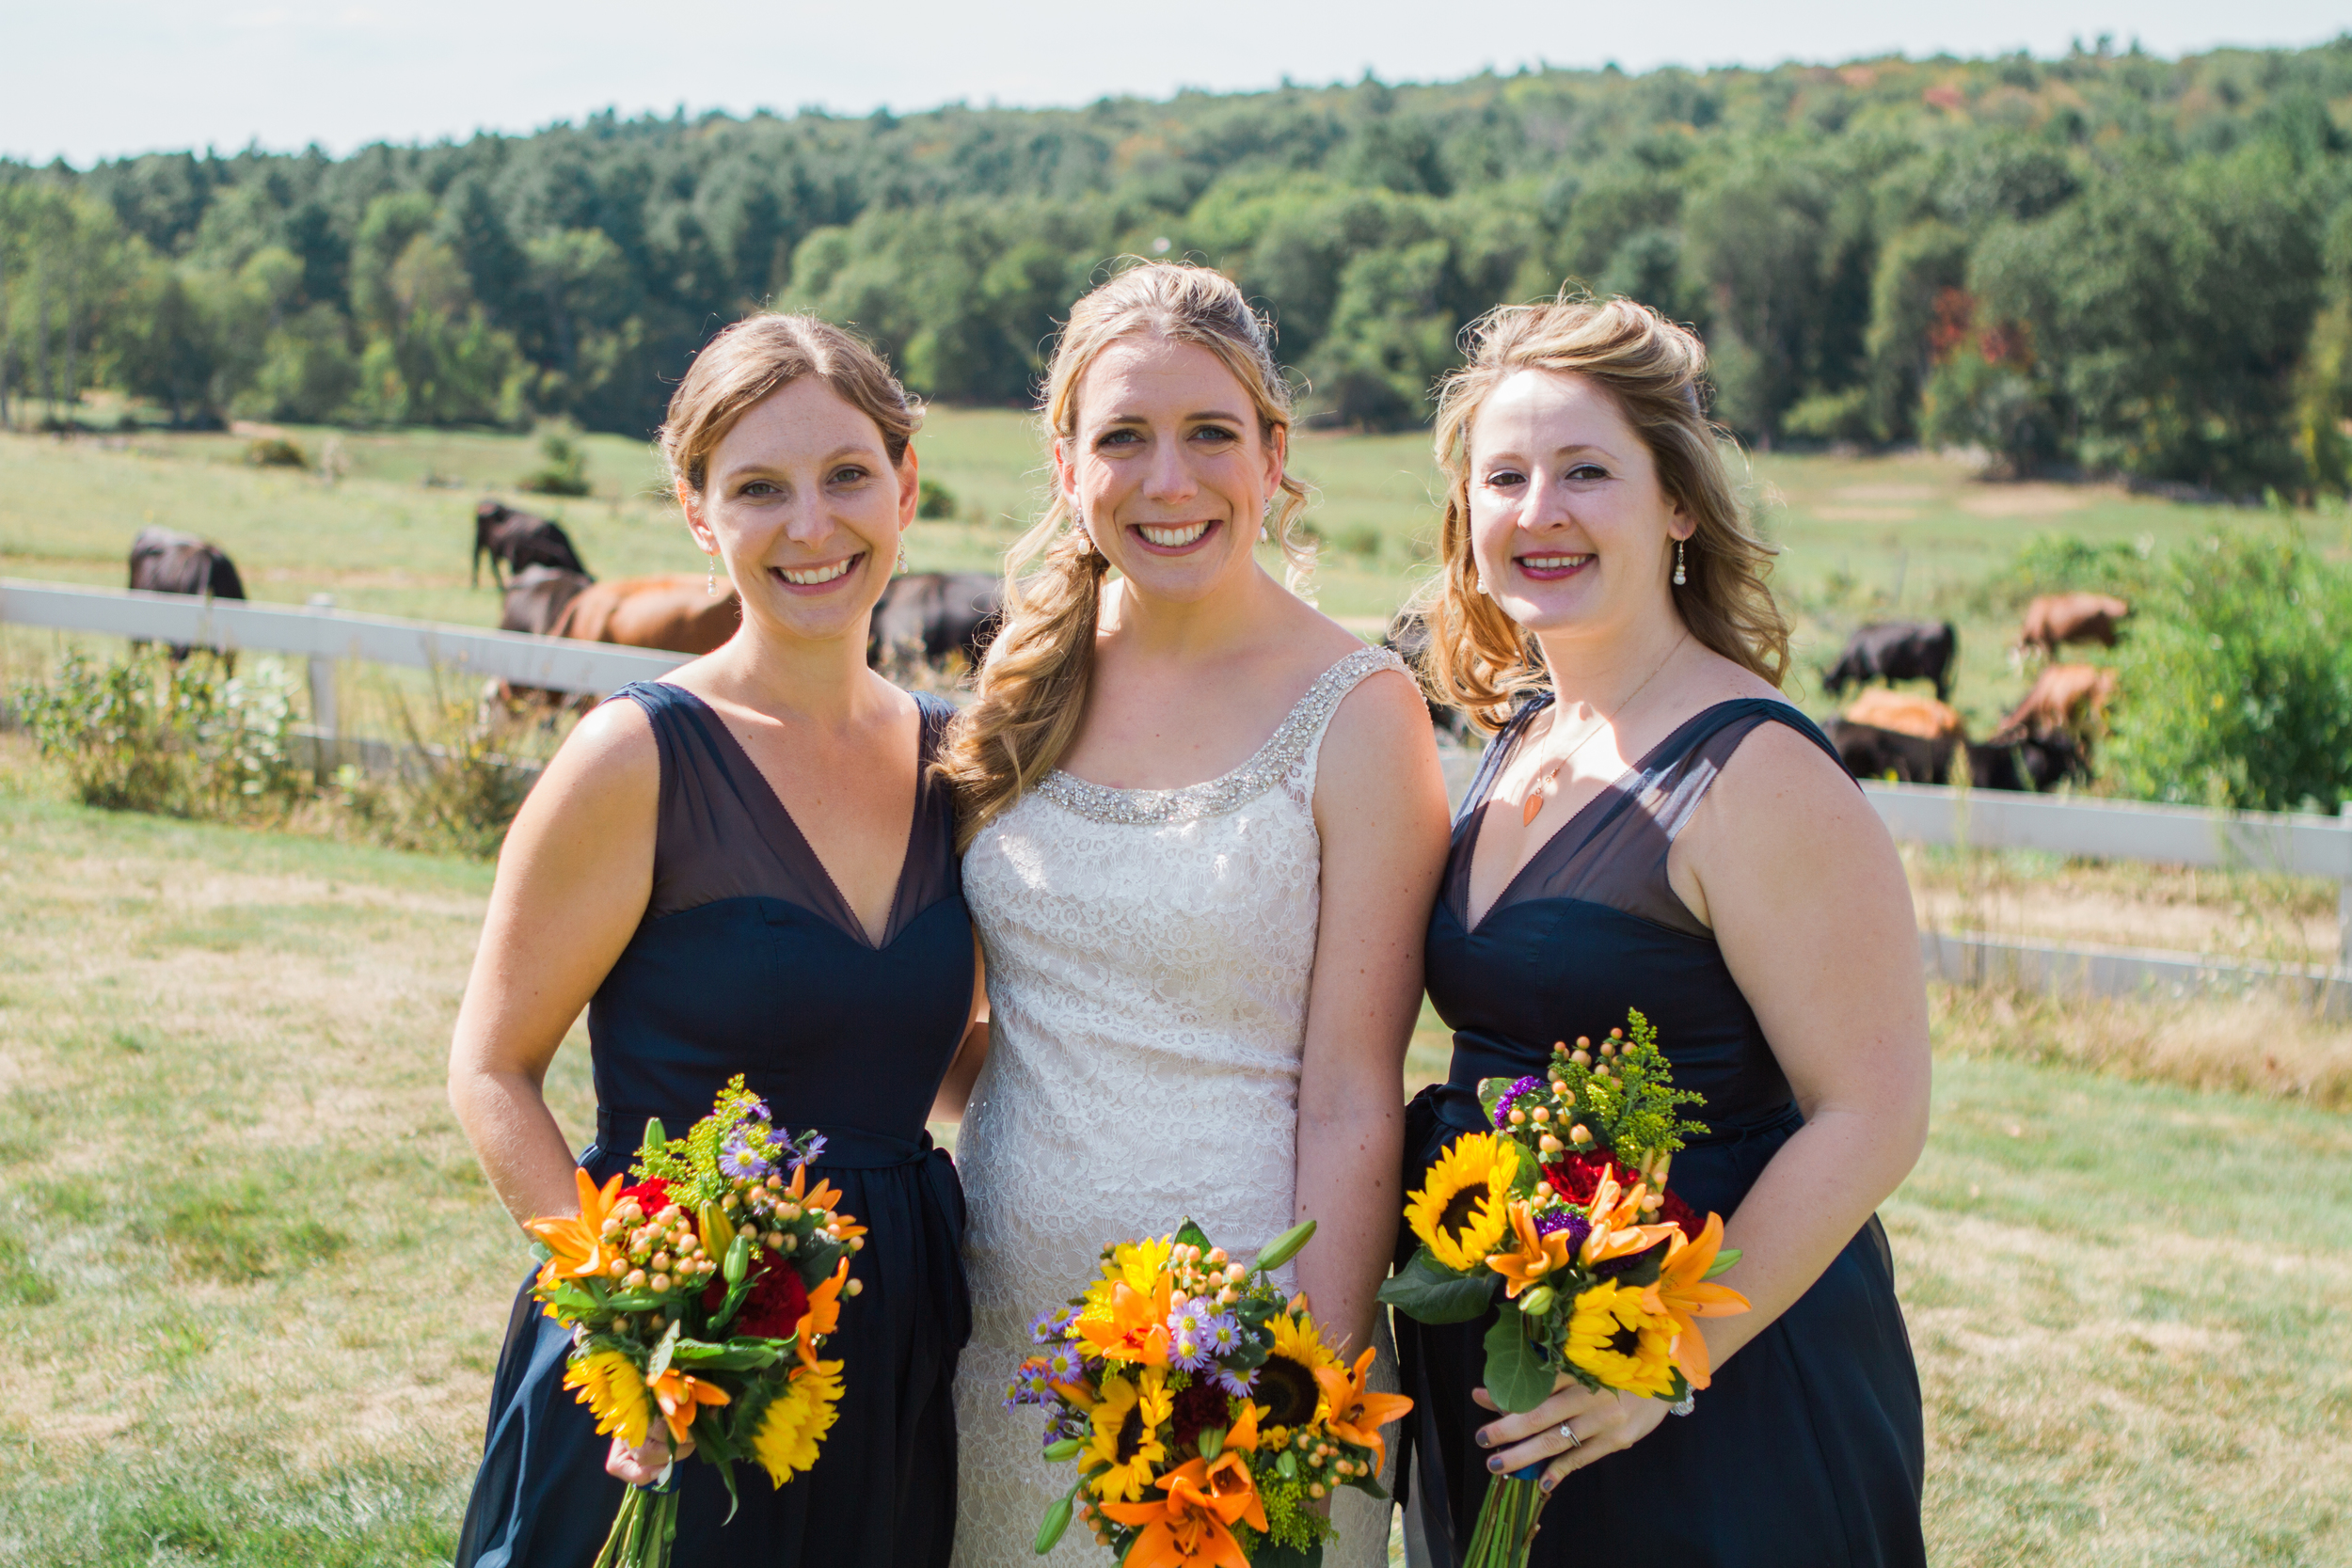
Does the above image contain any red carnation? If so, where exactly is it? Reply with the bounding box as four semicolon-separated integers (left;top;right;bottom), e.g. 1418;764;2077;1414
1540;1151;1633;1206
617;1178;671;1213
706;1247;808;1340
1170;1379;1229;1453
1659;1187;1702;1238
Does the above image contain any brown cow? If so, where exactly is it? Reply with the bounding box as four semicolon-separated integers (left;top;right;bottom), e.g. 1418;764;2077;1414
2019;593;2130;656
1843;689;1965;742
552;575;740;655
1994;663;2117;745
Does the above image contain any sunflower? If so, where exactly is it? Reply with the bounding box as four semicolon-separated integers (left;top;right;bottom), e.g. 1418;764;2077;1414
1086;1369;1172;1502
1253;1311;1338;1444
563;1347;650;1449
1404;1133;1518;1273
748;1357;844;1486
1563;1281;1677;1400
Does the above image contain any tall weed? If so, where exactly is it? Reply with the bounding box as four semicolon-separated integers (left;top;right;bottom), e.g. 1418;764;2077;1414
12;648;308;819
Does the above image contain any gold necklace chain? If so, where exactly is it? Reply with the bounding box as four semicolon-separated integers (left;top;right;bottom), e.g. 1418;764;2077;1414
1515;631;1690;828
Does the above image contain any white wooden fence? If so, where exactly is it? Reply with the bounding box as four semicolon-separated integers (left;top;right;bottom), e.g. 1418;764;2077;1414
7;578;2348;1014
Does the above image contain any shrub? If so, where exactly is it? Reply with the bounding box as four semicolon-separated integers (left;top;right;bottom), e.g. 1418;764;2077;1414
916;479;958;519
2104;526;2352;813
1973;531;2158;615
516;423;591;496
13;649;308;820
244;436;308;468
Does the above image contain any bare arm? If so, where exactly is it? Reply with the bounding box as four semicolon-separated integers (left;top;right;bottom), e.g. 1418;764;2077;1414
446;699;660;1228
930;931;991;1122
1293;670;1453;1357
1476;721;1931;1483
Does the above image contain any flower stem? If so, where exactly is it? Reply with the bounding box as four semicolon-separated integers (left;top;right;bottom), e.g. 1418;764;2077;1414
1460;1474;1547;1568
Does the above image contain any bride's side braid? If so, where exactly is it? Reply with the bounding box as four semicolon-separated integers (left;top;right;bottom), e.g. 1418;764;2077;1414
937;261;1309;848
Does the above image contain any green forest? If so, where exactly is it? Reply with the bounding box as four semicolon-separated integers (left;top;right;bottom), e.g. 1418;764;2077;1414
6;37;2352;496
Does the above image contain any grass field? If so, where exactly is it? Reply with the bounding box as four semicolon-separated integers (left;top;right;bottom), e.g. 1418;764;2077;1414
0;418;2314;741
2;769;2349;1566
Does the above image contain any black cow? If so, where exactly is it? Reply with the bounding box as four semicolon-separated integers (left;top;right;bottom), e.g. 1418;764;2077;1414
867;571;1003;674
1829;718;2086;793
499;565;596;638
127;527;246;661
472;500;588;589
1820;621;1958;703
1826;719;1960;785
1383;610;1475;744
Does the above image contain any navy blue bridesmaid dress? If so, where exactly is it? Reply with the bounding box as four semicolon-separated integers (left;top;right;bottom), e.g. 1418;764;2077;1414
455;680;974;1568
1395;698;1925;1568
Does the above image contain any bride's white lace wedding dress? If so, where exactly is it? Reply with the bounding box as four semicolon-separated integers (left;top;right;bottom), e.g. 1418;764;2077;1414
951;643;1406;1568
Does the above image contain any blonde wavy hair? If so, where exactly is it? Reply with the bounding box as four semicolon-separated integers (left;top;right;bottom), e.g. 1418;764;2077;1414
938;261;1312;847
1413;294;1790;730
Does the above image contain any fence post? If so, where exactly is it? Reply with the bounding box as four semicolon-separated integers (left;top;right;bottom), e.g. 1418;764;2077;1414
2341;802;2351;980
306;594;338;776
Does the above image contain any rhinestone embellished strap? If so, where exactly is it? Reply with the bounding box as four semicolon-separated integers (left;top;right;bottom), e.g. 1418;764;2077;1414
1035;643;1406;826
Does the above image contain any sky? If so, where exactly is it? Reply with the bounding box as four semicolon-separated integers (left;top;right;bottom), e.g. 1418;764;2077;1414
5;0;2347;167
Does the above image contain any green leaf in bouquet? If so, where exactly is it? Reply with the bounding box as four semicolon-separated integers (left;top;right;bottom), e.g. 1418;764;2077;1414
668;1341;786;1372
645;1317;683;1383
1611;1242;1670;1290
1705;1246;1742;1279
1041;1437;1083;1463
1376;1247;1499;1325
1253;1543;1323;1568
1342;1470;1391;1501
1198;1424;1225;1462
529;1240;554;1263
1254;1219;1317;1273
1175;1216;1214;1254
599;1291;668;1312
1482;1303;1555;1414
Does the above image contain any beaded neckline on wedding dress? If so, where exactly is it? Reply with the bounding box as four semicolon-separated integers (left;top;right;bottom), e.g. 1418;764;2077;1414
1033;643;1405;827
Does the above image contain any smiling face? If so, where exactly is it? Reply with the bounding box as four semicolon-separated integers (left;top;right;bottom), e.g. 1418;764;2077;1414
682;374;916;646
1054;334;1285;605
1466;369;1692;644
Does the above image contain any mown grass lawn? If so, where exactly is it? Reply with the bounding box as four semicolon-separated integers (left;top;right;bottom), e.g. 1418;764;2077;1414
2;787;2347;1565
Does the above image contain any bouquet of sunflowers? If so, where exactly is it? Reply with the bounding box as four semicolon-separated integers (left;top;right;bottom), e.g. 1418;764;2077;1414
1378;1012;1748;1568
1009;1218;1411;1567
525;1075;863;1568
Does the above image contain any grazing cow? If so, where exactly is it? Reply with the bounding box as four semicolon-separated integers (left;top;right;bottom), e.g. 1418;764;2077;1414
1843;689;1964;742
1826;719;1962;785
867;571;1003;675
552;575;739;656
472;499;588;589
1967;729;2088;792
2018;593;2129;657
498;565;596;638
1382;610;1476;743
127;526;246;661
1820;620;1958;702
1994;663;2118;746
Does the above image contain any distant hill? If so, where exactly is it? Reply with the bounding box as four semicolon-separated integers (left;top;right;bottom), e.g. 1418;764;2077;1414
5;38;2351;494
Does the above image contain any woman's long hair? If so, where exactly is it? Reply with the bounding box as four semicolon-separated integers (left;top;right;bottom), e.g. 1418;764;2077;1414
1411;294;1790;731
937;261;1311;848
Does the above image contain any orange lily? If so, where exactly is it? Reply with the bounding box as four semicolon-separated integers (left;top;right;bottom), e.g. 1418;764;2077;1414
1076;1276;1174;1367
1638;1212;1750;1389
1486;1199;1572;1298
524;1168;626;1285
646;1367;730;1448
1578;1166;1681;1269
1099;1459;1254;1568
797;1258;850;1364
1220;1400;1264;1453
1312;1346;1415;1474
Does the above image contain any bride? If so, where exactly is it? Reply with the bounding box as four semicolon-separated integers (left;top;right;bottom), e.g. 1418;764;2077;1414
933;261;1451;1564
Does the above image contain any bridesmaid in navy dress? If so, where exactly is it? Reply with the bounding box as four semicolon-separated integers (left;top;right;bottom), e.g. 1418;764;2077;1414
449;315;983;1568
1393;297;1931;1566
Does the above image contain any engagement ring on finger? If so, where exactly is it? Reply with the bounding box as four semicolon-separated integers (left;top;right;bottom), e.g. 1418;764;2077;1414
1558;1422;1581;1449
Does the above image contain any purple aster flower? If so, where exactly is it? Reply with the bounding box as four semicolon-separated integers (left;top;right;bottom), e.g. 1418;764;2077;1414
1031;1307;1078;1345
1210;1366;1259;1398
789;1132;827;1172
1493;1075;1545;1130
717;1129;774;1181
1045;1345;1085;1383
1200;1311;1243;1356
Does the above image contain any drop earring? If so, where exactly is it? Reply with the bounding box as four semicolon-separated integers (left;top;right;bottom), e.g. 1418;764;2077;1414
1673;538;1687;586
705;549;720;597
1474;569;1491;596
896;539;910;576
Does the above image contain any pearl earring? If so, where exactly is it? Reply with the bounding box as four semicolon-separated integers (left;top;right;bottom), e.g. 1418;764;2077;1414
897;540;910;576
705;549;720;597
1673;539;1687;587
1474;571;1491;596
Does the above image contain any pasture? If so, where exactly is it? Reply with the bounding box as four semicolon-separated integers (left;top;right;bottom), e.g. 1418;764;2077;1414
0;764;2347;1565
0;416;2283;743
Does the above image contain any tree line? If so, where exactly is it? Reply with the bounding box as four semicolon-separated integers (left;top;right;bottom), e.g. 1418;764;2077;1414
5;37;2351;496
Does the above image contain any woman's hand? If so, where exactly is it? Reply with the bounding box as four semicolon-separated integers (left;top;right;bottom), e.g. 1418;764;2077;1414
1472;1374;1670;1491
606;1427;694;1486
